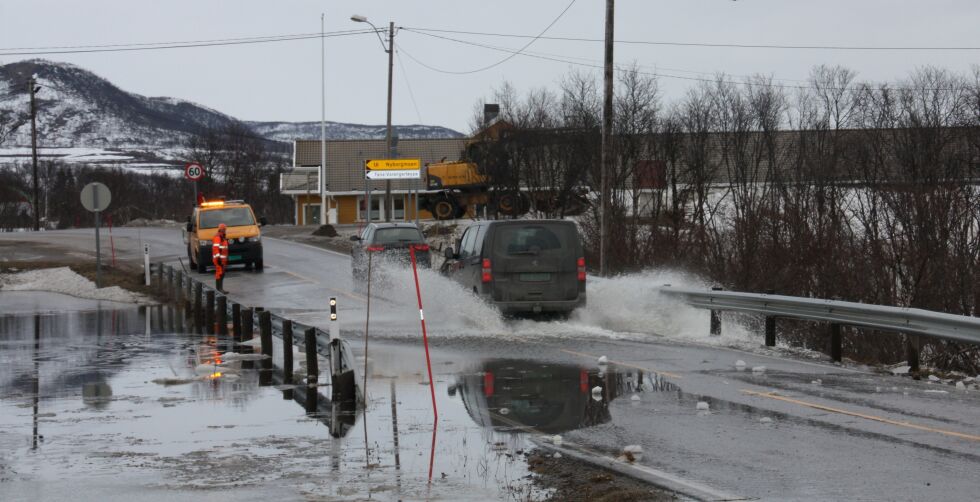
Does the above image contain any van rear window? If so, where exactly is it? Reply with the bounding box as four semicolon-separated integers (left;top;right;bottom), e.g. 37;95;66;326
200;207;254;229
494;224;575;256
373;228;424;244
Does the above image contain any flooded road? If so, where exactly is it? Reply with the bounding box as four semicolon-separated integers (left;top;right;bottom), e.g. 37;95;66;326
1;292;671;501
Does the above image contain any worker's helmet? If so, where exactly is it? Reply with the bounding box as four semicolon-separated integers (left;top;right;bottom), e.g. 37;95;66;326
218;223;227;231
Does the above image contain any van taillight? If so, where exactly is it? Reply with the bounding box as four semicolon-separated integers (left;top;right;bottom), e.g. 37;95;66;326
367;245;385;252
481;258;492;283
413;244;430;251
577;257;586;281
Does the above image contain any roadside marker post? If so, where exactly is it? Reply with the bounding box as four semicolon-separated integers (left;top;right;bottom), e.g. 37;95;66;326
409;246;438;423
143;244;151;286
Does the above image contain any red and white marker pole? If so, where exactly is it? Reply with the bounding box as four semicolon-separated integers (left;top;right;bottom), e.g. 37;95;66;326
409;246;438;423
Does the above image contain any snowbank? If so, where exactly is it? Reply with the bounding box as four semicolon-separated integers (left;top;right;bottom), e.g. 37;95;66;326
0;267;151;304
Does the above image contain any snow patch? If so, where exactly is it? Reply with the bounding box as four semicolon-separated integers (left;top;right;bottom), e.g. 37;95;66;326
0;267;150;304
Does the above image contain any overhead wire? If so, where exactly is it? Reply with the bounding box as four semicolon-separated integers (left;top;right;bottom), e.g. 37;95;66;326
0;29;377;56
403;27;980;51
407;0;579;75
398;29;968;92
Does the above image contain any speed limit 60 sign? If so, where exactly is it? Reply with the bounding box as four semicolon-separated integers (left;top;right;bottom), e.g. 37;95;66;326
185;162;205;181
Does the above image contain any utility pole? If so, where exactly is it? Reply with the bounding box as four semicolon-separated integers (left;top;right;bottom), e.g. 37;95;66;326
384;21;395;222
29;76;40;231
320;13;327;227
599;0;614;276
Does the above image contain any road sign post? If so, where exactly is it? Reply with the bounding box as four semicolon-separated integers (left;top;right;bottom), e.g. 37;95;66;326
185;162;204;204
80;182;112;288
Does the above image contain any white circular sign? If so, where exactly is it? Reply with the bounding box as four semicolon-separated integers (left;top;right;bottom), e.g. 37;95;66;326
80;182;112;212
185;162;205;181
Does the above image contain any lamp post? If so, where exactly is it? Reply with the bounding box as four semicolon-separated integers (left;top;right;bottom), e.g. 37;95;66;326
352;15;395;222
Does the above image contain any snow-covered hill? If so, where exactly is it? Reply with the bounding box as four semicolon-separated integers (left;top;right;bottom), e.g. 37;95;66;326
0;59;463;165
246;121;464;142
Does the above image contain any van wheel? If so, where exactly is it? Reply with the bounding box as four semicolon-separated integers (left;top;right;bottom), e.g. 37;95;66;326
197;258;208;274
254;260;264;272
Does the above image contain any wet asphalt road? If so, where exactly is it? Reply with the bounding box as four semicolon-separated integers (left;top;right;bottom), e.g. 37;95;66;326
2;227;979;501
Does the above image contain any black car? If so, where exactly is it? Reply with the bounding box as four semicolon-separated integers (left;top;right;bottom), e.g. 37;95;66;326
442;220;586;315
350;223;431;283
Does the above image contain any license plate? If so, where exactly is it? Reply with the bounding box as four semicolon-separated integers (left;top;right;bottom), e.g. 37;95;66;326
519;273;551;282
228;255;242;261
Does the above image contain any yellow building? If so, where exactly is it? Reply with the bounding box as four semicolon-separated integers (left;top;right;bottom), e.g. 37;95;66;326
280;138;469;225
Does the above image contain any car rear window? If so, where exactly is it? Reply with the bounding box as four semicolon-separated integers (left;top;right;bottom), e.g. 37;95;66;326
200;207;254;229
372;227;424;244
493;224;576;256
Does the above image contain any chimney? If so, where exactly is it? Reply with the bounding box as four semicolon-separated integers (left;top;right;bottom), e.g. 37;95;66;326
483;103;500;128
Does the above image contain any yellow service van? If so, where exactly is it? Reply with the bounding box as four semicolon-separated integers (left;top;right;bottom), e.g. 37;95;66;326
185;199;265;273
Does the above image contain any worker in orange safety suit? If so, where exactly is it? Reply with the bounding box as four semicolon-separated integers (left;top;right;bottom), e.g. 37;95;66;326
212;223;229;293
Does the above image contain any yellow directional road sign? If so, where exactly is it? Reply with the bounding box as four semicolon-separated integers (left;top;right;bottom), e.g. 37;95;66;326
364;158;421;180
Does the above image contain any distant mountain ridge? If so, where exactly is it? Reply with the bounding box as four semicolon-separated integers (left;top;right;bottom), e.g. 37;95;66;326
0;59;463;160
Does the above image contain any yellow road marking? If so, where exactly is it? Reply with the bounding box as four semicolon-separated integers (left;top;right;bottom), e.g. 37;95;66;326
741;389;980;442
559;348;682;379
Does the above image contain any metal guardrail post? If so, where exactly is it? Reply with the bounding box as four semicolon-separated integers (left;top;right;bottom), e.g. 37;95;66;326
216;296;227;335
185;276;193;314
259;311;272;358
259;311;272;385
305;328;319;386
829;323;842;362
710;287;723;336
167;266;174;299
906;335;921;373
282;320;294;385
232;303;242;340
204;290;215;331
241;308;253;341
764;289;776;346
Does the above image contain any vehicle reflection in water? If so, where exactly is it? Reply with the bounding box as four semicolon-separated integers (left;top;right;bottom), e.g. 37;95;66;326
450;359;679;434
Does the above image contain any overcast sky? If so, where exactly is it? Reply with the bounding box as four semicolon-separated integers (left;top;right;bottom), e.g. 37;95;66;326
2;0;979;133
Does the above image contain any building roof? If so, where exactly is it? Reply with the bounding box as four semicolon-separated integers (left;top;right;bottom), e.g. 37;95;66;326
294;138;469;193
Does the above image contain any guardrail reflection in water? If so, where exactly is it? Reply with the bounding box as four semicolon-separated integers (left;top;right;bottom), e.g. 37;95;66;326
659;285;980;371
151;263;362;433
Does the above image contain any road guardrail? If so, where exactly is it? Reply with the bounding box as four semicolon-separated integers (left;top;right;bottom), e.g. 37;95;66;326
659;285;980;370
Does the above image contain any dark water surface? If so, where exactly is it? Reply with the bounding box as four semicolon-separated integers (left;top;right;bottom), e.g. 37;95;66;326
0;292;660;501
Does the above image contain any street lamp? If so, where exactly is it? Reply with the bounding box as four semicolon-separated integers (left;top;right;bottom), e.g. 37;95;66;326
352;14;396;222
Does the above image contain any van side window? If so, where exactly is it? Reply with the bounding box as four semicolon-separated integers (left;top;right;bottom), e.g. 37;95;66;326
473;224;488;257
459;227;476;259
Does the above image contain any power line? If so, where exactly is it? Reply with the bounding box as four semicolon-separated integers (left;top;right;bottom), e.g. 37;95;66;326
406;0;579;75
0;29;377;56
399;29;968;92
403;27;980;51
394;44;425;124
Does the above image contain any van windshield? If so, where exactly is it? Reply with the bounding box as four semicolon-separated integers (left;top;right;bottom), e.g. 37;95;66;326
373;227;424;244
494;224;575;256
200;207;254;229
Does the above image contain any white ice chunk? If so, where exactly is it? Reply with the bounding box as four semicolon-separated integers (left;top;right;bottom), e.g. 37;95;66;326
890;365;911;375
597;355;608;365
696;401;710;411
553;452;562;459
752;366;766;373
759;417;773;424
955;381;966;390
735;360;746;368
551;435;563;446
499;407;510;415
630;394;641;401
927;374;940;382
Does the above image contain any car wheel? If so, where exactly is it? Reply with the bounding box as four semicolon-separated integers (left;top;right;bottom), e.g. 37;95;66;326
254;259;264;272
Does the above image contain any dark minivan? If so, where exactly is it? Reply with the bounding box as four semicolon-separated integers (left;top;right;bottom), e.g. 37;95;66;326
442;220;586;315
